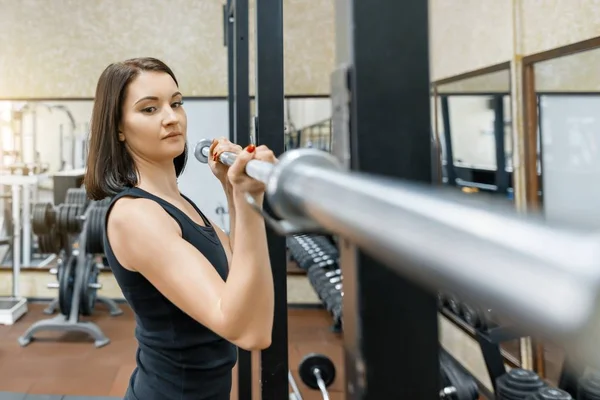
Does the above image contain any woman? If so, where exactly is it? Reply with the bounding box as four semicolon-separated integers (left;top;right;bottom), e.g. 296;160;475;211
84;57;276;400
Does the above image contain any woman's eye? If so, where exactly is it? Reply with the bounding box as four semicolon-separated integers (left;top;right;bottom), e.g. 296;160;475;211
172;101;184;108
142;107;156;113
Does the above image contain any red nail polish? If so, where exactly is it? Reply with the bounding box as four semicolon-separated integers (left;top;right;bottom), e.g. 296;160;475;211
246;144;256;153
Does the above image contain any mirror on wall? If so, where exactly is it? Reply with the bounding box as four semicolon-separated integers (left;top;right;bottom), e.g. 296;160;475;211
530;44;600;387
432;68;513;201
535;47;600;231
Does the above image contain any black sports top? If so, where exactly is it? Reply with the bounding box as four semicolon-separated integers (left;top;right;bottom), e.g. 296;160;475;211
103;187;238;400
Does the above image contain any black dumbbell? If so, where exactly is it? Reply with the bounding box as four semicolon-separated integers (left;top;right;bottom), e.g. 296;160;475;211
496;369;546;400
578;370;600;400
461;303;487;330
525;387;573;399
298;353;336;399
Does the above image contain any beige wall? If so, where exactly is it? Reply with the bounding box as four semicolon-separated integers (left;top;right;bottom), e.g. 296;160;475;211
430;1;600;81
521;0;600;56
0;0;334;98
535;48;600;92
429;0;513;81
4;1;600;98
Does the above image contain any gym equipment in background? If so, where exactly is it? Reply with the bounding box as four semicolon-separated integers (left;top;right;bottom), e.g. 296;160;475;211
18;188;122;348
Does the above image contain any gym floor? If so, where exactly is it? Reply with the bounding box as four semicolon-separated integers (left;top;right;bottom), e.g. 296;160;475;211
0;302;344;400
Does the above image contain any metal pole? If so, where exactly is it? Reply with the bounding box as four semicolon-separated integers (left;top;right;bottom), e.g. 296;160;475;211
22;184;30;266
11;184;21;298
254;0;288;397
227;0;252;397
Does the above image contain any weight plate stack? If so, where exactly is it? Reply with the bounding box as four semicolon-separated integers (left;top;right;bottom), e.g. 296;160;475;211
58;255;78;316
439;350;479;400
80;256;100;316
32;202;55;235
37;229;62;254
85;205;107;254
578;371;600;400
55;204;84;235
496;369;546;400
65;187;89;209
96;197;112;206
524;387;573;400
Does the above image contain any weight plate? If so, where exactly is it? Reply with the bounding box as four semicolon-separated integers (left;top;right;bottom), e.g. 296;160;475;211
32;202;54;235
58;255;77;316
80;256;99;316
65;188;89;208
298;353;336;390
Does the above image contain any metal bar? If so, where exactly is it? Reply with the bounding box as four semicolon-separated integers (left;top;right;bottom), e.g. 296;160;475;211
199;146;273;183
441;95;457;186
22;184;31;266
195;144;600;345
227;32;234;143
233;0;249;148
11;184;20;298
254;0;288;398
493;95;509;194
230;0;252;397
336;0;439;398
281;165;600;338
199;139;600;360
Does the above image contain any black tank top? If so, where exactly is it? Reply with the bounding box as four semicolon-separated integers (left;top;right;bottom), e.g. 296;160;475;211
103;187;238;400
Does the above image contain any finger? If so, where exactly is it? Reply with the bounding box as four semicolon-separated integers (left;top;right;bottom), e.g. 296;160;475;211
209;139;218;157
254;147;276;163
228;144;256;177
213;143;243;162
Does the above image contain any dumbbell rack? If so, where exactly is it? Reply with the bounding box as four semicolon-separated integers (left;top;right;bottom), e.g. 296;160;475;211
287;234;343;332
438;293;523;397
18;201;119;348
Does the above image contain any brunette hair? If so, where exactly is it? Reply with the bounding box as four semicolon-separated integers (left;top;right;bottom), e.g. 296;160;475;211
84;57;187;200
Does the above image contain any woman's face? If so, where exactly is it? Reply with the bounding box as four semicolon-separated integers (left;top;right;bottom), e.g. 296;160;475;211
119;71;187;165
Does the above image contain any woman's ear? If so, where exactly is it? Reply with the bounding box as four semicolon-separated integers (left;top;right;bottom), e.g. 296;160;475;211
118;131;125;142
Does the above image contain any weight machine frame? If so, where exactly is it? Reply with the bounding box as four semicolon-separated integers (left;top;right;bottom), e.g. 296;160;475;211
332;0;440;398
223;0;253;397
18;201;122;347
223;0;288;398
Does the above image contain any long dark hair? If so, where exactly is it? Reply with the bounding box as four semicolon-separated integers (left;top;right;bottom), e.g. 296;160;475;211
84;57;187;200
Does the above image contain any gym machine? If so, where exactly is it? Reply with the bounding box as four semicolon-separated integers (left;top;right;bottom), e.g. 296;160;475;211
18;188;122;347
223;0;288;398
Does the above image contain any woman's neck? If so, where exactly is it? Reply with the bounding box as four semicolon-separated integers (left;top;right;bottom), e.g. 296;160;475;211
134;159;180;198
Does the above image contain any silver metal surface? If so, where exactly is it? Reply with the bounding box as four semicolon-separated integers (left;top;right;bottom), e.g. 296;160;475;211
193;140;600;362
313;368;330;400
194;140;274;184
11;184;20;298
279;163;600;345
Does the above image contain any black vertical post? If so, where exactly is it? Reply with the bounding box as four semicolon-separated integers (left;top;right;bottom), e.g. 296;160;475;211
224;4;234;142
254;1;288;399
225;1;252;398
493;95;509;194
232;0;250;148
440;95;457;186
333;0;439;398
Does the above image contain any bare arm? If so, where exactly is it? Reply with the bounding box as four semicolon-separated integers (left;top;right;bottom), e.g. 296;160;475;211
107;195;273;350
